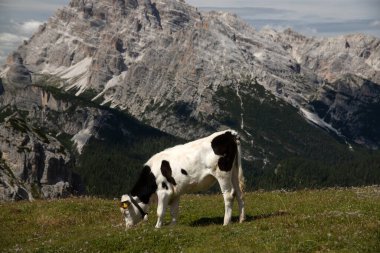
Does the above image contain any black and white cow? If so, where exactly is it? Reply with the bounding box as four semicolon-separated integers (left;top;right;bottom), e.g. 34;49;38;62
119;129;245;228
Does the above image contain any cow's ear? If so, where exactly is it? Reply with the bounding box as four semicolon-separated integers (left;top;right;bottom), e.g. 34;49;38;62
120;201;130;209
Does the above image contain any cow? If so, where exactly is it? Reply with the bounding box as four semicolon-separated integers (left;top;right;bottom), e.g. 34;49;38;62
119;129;245;229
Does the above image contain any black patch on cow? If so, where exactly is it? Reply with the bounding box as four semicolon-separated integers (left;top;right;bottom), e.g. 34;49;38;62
211;131;237;172
131;165;158;204
162;182;168;190
181;169;188;176
161;160;177;185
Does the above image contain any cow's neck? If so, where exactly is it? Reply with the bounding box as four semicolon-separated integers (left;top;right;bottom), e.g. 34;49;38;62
130;195;149;216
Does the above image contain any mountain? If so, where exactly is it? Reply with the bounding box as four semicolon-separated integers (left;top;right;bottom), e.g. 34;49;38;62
1;0;380;199
0;52;181;200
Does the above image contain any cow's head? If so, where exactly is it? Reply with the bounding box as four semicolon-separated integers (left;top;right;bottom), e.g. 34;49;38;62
119;194;147;229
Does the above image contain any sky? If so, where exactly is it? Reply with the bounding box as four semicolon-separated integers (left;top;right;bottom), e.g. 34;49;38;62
0;0;379;65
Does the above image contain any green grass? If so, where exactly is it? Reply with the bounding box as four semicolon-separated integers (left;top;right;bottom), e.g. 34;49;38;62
1;187;379;252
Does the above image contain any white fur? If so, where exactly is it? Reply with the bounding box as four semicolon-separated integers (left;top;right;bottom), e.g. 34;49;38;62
119;195;149;229
121;129;245;228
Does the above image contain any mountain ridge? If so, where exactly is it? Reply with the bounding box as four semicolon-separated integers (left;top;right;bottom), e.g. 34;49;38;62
1;0;380;199
3;0;378;146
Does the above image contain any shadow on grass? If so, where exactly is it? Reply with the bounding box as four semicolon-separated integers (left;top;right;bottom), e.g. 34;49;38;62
190;210;289;227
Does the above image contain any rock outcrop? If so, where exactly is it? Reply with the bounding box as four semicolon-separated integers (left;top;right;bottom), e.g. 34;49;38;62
0;53;93;200
0;69;81;200
0;158;32;201
309;74;380;148
4;52;31;89
0;114;73;200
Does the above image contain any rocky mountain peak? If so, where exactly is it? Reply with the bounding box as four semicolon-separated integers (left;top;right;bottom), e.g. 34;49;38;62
277;29;380;84
3;52;31;88
7;52;24;65
0;0;376;145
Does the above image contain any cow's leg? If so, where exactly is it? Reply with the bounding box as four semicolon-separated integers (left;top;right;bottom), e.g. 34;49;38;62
232;169;245;223
237;191;245;223
169;196;180;225
216;173;235;226
232;175;245;223
155;191;169;228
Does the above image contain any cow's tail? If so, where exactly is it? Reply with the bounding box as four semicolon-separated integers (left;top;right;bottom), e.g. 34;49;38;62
235;133;245;194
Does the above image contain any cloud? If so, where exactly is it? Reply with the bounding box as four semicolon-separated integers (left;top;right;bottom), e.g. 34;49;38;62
0;20;44;65
0;32;27;50
188;0;380;21
0;19;42;51
9;19;44;36
260;24;319;36
19;20;44;35
0;32;27;44
0;1;68;65
200;7;296;20
194;1;380;38
370;20;380;27
261;24;292;32
0;33;28;65
0;0;69;12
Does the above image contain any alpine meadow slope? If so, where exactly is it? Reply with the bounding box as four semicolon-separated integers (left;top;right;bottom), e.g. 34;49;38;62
1;0;380;199
0;187;379;252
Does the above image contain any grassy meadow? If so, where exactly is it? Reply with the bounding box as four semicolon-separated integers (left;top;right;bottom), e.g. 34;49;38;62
0;186;379;253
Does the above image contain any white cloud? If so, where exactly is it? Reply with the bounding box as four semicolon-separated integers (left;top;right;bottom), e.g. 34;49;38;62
20;20;43;34
370;20;380;27
0;0;69;12
261;24;291;32
299;27;318;35
0;1;68;65
192;0;380;38
188;0;380;20
0;33;28;64
0;32;27;44
10;19;43;36
260;24;319;37
0;20;43;65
